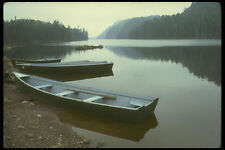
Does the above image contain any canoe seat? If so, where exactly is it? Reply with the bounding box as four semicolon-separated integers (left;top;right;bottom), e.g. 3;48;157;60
83;96;103;103
17;74;29;78
35;84;52;89
56;90;74;96
130;100;146;107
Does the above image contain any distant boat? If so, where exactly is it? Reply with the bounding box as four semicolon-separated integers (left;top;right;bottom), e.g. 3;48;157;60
11;58;61;64
13;72;159;122
16;60;113;73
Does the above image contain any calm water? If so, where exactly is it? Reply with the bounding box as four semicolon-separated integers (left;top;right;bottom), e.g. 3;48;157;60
6;39;221;148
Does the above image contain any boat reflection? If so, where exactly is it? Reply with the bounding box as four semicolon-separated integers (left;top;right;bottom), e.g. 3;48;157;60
55;107;158;142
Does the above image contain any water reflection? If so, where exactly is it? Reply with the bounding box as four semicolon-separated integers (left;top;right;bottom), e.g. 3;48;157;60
107;46;221;86
5;44;220;86
52;39;221;47
55;107;158;142
5;45;96;60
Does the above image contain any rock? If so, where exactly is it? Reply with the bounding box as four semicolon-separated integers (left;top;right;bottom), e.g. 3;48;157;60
37;114;42;118
7;136;11;140
17;125;25;129
50;126;54;129
26;133;33;138
11;115;17;118
57;137;62;142
83;139;90;144
4;98;9;102
77;144;82;148
97;142;106;147
38;136;43;140
30;103;35;106
29;98;34;101
51;145;58;148
21;101;29;104
31;126;36;129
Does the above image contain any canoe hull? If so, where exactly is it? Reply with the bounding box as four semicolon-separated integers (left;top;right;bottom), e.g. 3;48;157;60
14;73;158;123
18;69;114;82
17;63;113;74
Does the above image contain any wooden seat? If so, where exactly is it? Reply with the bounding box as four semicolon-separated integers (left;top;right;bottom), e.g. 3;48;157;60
83;96;103;102
56;90;74;96
35;84;52;89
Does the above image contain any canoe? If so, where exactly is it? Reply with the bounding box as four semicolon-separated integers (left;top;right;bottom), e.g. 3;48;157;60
11;58;61;64
16;60;113;73
13;72;159;122
18;69;114;82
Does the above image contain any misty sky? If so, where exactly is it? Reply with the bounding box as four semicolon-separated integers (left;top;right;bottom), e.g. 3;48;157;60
4;2;192;37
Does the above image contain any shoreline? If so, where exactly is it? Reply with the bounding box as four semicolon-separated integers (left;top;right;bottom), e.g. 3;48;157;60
3;56;104;148
3;82;91;148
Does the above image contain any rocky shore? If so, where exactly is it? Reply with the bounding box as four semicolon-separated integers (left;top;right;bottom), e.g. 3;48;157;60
3;55;104;148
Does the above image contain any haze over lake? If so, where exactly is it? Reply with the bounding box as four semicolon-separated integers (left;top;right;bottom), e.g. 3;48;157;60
4;2;221;148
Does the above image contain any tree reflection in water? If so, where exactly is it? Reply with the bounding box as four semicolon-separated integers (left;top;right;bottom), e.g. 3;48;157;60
107;46;221;86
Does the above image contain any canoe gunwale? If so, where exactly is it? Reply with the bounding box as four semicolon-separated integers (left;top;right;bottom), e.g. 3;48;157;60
13;72;149;111
32;74;156;102
12;58;61;64
14;72;156;101
16;62;113;68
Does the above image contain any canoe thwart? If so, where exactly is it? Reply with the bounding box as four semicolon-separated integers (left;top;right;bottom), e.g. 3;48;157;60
83;96;103;102
55;90;74;96
68;89;117;99
130;100;147;107
35;84;52;89
16;74;30;78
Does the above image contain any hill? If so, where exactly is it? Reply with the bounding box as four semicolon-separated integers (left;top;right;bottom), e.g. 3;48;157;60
98;2;221;39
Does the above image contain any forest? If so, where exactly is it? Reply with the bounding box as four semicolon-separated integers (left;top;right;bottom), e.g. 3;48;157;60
98;15;159;39
98;2;221;39
3;19;88;46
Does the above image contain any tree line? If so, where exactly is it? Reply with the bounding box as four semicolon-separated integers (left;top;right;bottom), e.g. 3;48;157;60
98;15;159;39
99;2;221;39
4;19;88;45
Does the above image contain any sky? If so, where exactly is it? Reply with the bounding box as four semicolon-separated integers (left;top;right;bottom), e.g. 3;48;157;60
3;2;192;38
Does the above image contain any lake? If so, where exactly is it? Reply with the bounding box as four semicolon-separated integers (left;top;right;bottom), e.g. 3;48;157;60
6;39;221;148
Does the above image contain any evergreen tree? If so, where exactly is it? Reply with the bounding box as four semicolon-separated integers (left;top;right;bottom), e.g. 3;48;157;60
3;19;89;45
